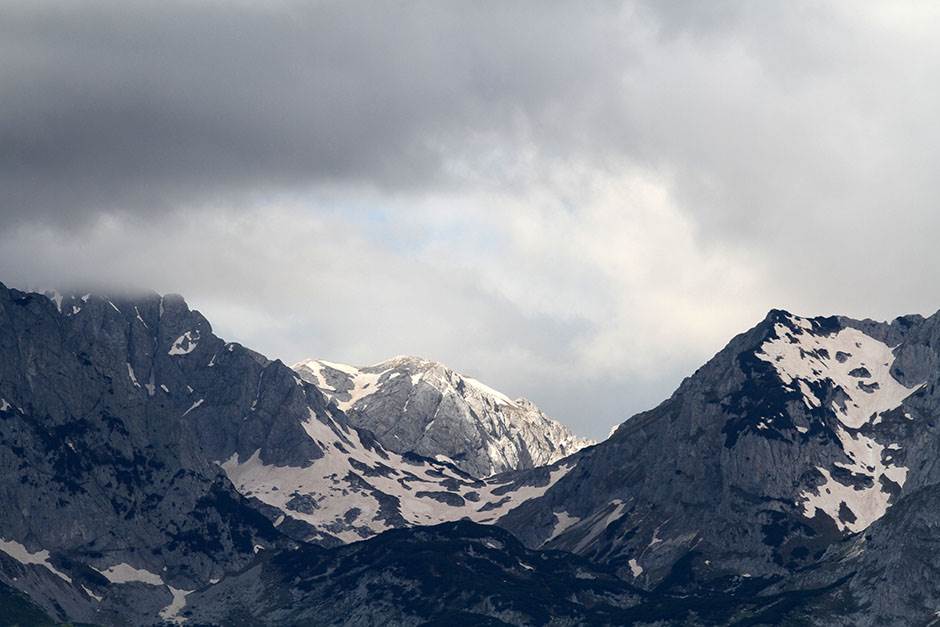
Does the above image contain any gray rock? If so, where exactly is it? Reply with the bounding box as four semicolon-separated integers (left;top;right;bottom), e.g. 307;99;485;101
0;284;580;623
9;281;940;624
498;309;940;594
294;356;593;477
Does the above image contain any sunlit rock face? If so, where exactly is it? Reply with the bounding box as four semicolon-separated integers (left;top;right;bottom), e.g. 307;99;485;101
294;356;593;478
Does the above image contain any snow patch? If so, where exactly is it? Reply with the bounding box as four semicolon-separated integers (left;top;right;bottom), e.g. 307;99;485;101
126;363;141;388
169;331;200;356
93;563;164;586
220;407;576;543
82;585;103;602
464;376;516;408
0;539;72;583
758;319;922;430
159;587;193;624
317;360;360;376
758;315;922;532
628;558;644;577
46;290;64;312
548;511;581;541
182;399;204;417
134;306;149;328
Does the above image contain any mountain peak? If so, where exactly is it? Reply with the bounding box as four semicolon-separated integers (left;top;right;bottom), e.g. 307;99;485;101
373;355;437;368
294;356;593;477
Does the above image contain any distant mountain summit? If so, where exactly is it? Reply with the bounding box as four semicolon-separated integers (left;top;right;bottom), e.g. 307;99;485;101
293;356;593;477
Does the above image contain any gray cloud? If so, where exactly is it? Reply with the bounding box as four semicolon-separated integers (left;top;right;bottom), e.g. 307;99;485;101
0;0;631;222
4;1;940;439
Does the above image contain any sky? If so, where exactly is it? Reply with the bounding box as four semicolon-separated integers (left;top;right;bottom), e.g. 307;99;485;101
3;1;940;440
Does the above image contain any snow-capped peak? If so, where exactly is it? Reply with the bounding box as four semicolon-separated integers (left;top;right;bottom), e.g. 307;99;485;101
293;356;593;477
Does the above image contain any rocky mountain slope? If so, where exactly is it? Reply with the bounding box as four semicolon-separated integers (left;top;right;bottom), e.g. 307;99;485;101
0;285;294;624
6;279;940;625
0;284;572;624
180;519;851;627
182;520;642;626
496;309;940;592
763;481;940;626
294;356;593;477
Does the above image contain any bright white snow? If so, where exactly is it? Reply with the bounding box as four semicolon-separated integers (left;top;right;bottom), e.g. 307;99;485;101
82;585;103;602
221;407;575;542
126;363;140;388
169;331;200;356
182;399;204;417
628;558;644;577
46;290;64;312
757;319;921;430
293;356;593;476
757;315;924;532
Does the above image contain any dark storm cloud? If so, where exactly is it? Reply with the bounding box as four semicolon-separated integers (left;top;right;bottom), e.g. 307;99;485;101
0;0;631;223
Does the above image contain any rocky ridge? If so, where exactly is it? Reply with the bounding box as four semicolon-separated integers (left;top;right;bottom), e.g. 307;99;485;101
5;282;940;624
294;356;593;477
0;284;569;624
497;309;939;593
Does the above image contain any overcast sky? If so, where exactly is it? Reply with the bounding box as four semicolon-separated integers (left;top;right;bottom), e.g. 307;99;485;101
3;1;940;439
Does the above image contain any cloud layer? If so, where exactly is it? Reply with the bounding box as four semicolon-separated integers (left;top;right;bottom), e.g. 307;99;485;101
3;1;940;438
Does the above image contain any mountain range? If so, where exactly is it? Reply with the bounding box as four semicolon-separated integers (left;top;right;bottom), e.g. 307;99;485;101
1;282;939;625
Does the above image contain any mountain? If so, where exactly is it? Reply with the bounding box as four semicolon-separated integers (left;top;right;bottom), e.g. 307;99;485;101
0;283;573;624
6;280;940;624
0;286;292;624
293;356;593;477
494;309;939;593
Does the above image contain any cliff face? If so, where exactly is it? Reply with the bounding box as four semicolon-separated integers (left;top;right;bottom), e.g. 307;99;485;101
0;285;294;623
